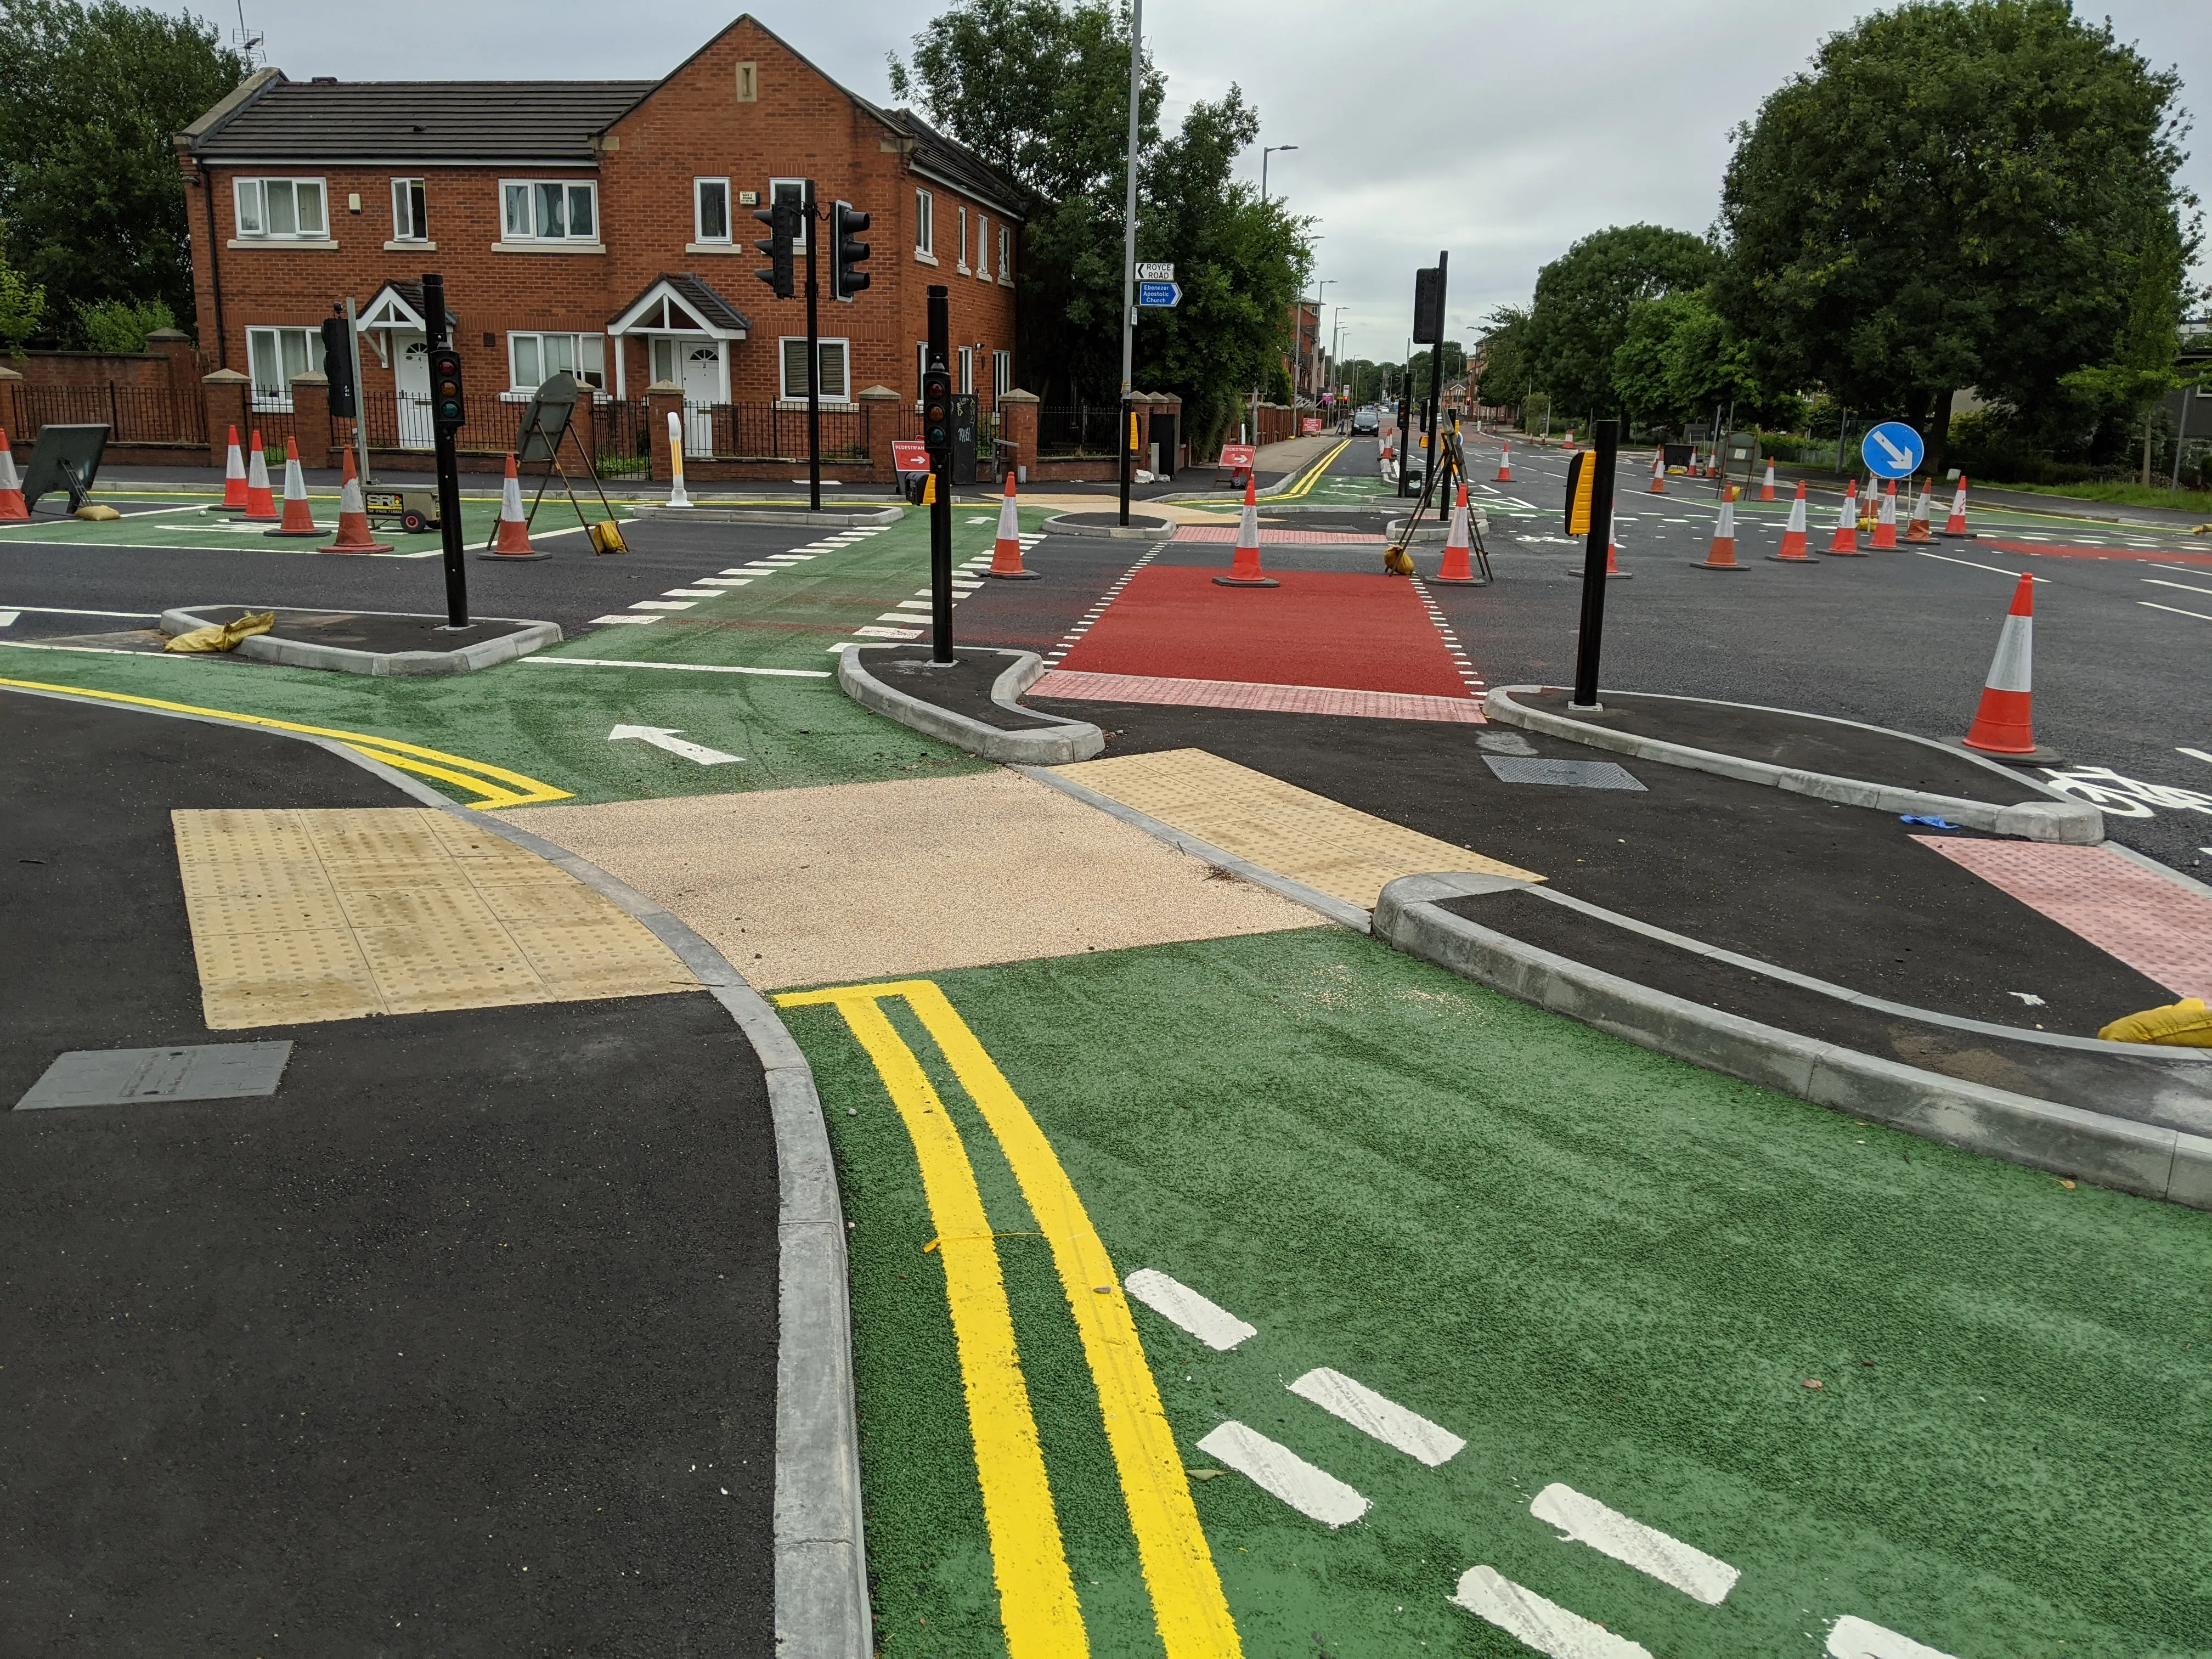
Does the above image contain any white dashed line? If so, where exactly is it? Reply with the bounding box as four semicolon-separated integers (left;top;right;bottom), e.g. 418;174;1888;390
1194;1422;1368;1527
588;613;659;625
662;588;721;598
1826;1615;1959;1658
1122;1268;1255;1350
1288;1368;1464;1466
1451;1566;1652;1658
854;625;922;638
629;600;695;611
1529;1483;1739;1605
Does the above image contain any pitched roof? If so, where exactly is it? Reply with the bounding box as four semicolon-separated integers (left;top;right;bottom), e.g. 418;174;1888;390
184;76;654;165
609;274;753;338
864;105;1028;222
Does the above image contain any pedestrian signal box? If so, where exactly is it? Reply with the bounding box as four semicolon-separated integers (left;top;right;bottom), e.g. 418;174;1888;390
428;345;465;430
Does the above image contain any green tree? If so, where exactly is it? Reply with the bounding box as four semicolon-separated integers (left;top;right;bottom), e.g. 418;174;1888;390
2059;212;2192;480
1523;224;1718;419
890;0;1308;449
1610;287;1764;433
0;2;245;343
0;237;46;354
1471;306;1531;409
74;294;173;353
1715;0;2197;475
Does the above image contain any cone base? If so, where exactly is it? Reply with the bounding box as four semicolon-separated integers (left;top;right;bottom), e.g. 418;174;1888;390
1940;531;1976;540
1694;561;1747;571
263;527;324;538
475;549;552;561
1958;740;2062;765
981;568;1042;580
1212;575;1280;588
322;540;394;554
1824;548;1869;557
1764;554;1820;563
0;507;27;523
1429;575;1484;586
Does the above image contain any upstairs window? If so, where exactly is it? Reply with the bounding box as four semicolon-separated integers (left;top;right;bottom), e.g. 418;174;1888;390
695;178;731;242
391;178;427;241
957;205;969;270
915;189;934;257
234;178;326;239
998;224;1012;284
770;178;808;249
501;180;597;242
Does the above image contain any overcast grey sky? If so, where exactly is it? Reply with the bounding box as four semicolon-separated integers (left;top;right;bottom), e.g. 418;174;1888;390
206;1;2210;365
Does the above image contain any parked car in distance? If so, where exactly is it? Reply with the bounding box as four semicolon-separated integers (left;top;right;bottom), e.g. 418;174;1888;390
1351;406;1381;434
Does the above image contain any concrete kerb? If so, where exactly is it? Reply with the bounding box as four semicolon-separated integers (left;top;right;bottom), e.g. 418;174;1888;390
157;606;561;678
1375;872;2212;1210
0;682;873;1659
837;646;1105;764
1039;512;1177;540
630;503;904;528
1483;685;2105;845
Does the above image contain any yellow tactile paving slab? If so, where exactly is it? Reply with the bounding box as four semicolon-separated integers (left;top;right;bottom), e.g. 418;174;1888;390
1050;747;1542;909
172;808;698;1030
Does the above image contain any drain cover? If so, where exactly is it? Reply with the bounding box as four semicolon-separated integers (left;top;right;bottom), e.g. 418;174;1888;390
1482;755;1646;791
15;1041;292;1110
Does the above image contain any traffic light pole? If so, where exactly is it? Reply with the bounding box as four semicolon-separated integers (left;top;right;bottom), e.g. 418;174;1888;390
1422;251;1448;512
423;273;468;630
927;286;953;664
804;180;821;514
1570;417;1620;710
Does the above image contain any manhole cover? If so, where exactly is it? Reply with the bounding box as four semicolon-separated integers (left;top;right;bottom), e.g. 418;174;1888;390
14;1041;292;1110
1482;755;1646;791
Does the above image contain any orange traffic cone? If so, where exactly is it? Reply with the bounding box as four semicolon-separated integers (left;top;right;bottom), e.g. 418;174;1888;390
1871;480;1899;549
1758;458;1778;501
0;430;27;521
1943;475;1971;538
1826;482;1864;555
1214;476;1278;588
984;472;1038;579
1578;515;1629;579
242;432;278;521
1648;450;1666;494
263;436;321;537
1769;480;1815;563
219;425;249;510
1905;479;1934;543
1495;442;1513;483
1698;486;1743;569
321;449;392;553
1436;479;1479;584
1961;574;2044;757
480;453;548;560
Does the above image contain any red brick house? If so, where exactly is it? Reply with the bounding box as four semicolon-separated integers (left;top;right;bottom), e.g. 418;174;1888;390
174;14;1028;479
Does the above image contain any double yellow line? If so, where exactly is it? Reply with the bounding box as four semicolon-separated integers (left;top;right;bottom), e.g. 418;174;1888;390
1278;438;1352;500
0;676;571;809
776;979;1242;1658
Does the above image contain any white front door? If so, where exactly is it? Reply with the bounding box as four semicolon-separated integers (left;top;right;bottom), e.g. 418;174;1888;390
393;331;433;450
651;336;720;456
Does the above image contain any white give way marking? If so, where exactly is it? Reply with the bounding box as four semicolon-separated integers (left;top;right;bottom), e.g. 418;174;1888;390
607;724;743;765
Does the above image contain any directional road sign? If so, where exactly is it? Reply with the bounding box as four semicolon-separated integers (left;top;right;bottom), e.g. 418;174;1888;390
1136;262;1175;281
1861;421;1925;478
1136;280;1181;309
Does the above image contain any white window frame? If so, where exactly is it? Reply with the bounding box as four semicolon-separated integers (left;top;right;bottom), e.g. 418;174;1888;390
780;336;850;405
694;177;731;244
233;177;328;241
993;348;1012;401
770;178;808;250
507;331;607;394
916;341;929;410
998;224;1013;286
390;177;427;242
499;178;600;243
957;345;975;395
245;325;317;409
975;213;989;280
956;205;969;273
914;189;934;260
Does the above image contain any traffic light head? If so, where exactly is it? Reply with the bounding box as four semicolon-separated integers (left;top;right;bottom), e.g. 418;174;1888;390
319;315;358;418
753;199;796;300
830;201;871;302
922;359;952;456
428;345;465;430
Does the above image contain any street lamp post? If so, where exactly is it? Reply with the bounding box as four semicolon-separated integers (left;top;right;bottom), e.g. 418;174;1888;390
1261;143;1297;204
1116;0;1143;526
1308;279;1334;420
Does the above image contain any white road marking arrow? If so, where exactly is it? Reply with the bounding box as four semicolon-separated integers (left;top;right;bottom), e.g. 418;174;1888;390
607;724;743;765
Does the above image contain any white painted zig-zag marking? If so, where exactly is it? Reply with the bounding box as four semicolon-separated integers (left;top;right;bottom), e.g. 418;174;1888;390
1530;1483;1739;1605
1451;1566;1652;1658
1196;1422;1367;1526
1287;1368;1463;1465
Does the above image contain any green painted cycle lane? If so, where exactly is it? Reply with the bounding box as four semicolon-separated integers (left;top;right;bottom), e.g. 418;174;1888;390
780;928;2212;1659
5;493;632;557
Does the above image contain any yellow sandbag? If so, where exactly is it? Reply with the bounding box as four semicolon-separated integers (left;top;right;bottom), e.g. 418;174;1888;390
163;610;275;654
2098;997;2212;1046
74;503;121;521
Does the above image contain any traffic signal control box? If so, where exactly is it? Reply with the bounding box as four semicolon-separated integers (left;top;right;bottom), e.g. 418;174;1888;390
831;201;871;301
753;200;796;299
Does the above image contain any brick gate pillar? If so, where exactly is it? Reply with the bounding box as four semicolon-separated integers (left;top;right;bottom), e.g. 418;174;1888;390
644;381;682;483
857;384;901;488
202;369;250;469
997;387;1038;483
287;371;332;469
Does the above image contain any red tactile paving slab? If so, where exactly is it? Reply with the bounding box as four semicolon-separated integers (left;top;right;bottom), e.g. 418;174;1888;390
1912;837;2212;1000
1171;526;1389;544
1054;565;1471;698
1029;669;1487;723
1979;541;2212;567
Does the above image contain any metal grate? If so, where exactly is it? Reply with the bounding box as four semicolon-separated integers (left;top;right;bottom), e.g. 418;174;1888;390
1482;755;1647;791
15;1042;292;1110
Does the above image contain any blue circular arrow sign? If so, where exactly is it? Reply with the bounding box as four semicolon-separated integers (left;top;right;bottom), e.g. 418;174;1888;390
1860;420;1926;479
